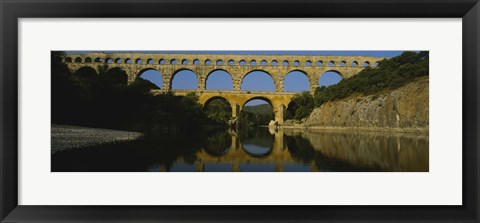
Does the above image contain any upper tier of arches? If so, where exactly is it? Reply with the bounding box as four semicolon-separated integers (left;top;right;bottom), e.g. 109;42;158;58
64;53;384;68
63;53;385;93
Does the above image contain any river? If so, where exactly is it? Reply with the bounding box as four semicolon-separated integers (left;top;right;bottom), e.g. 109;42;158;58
51;126;428;172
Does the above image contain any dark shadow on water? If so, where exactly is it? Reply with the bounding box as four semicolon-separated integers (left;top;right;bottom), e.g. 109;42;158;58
52;127;428;172
51;133;204;172
203;132;231;156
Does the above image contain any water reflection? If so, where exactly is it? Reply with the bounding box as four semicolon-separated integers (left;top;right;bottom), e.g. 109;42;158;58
52;127;428;172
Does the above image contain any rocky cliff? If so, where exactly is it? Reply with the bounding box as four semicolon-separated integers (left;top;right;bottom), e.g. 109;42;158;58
303;77;428;132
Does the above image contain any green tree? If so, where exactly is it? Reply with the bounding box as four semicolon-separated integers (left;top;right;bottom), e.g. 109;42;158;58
313;51;429;107
205;99;232;124
51;51;222;135
286;91;314;120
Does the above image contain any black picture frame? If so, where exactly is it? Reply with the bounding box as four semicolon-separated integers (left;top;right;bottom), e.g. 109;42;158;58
1;0;479;222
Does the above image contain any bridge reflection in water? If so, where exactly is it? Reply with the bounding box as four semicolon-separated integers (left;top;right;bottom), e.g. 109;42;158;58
51;128;428;172
161;128;429;172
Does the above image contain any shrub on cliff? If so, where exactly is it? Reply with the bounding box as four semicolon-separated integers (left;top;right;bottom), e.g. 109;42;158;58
314;51;428;107
286;92;315;120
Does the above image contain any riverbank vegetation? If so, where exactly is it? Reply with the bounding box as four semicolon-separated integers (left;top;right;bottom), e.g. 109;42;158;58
285;92;315;120
238;104;274;127
283;51;428;122
52;52;225;135
313;51;428;107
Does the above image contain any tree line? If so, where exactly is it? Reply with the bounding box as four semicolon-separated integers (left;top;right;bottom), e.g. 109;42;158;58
52;52;227;136
285;51;429;121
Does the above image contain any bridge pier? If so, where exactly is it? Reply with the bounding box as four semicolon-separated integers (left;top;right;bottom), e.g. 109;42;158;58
310;83;319;95
232;75;242;91
275;163;284;172
198;76;206;90
231;102;241;118
162;75;172;90
127;70;137;85
232;163;241;172
195;163;204;172
230;135;239;151
274;104;286;125
272;129;285;151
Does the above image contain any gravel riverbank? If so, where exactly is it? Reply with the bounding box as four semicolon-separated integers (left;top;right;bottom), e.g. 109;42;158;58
51;125;143;154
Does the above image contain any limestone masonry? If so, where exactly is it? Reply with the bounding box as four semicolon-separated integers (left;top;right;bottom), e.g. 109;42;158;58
64;52;385;124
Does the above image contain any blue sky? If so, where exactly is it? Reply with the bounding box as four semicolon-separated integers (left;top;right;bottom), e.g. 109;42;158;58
134;51;403;105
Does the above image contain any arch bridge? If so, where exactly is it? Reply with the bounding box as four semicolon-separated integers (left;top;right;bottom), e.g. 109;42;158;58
170;129;318;172
164;90;295;124
64;52;385;124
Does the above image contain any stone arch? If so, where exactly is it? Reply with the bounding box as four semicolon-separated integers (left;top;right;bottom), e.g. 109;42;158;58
241;96;274;109
202;131;233;157
170;59;177;65
115;58;123;64
65;57;72;63
205;59;212;65
325;69;343;76
283;69;311;92
125;58;132;64
202;96;236;129
84;57;92;63
136;68;163;89
137;68;160;79
316;60;323;66
182;59;189;65
239;60;246;66
364;61;370;67
105;67;128;86
135;58;142;64
340;61;346;67
250;60;257;66
293;60;300;66
261;60;268;66
147;58;154;64
203;95;233;107
240;96;278;124
159;59;166;64
205;69;233;90
319;70;343;86
240;69;276;92
73;66;98;78
305;60;312;66
170;68;199;90
282;60;289;66
216;59;224;66
74;57;82;63
351;61;358;66
193;59;200;65
94;57;103;63
106;58;113;64
242;141;273;158
228;59;235;65
271;60;278;66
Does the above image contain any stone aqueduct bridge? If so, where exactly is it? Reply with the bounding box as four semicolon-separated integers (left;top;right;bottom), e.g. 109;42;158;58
64;52;384;124
168;129;318;172
162;90;296;124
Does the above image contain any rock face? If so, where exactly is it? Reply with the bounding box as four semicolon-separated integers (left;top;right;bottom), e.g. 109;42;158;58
304;77;428;132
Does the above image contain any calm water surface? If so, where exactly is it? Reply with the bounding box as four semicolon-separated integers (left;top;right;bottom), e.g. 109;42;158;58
51;127;429;172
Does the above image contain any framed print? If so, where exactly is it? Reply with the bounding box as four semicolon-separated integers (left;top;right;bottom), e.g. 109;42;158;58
1;0;479;222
